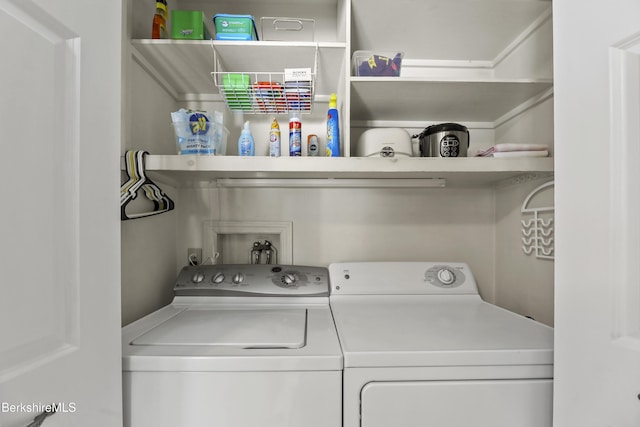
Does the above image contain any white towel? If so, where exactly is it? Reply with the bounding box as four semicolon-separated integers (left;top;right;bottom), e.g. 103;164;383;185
491;150;549;158
476;143;549;157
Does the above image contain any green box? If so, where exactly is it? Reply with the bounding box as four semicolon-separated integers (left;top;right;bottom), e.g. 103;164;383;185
171;10;205;40
222;74;252;110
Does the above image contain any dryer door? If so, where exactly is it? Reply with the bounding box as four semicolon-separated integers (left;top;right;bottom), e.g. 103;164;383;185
360;379;552;427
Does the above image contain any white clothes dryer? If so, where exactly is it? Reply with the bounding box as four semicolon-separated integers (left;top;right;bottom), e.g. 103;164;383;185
329;262;554;427
122;264;342;427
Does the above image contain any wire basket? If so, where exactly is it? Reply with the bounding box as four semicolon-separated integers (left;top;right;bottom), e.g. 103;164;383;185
210;45;317;114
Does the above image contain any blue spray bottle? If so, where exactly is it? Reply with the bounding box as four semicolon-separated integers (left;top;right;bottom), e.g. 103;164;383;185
326;93;340;157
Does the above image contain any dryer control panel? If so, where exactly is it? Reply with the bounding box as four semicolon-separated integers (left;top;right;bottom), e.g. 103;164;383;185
424;265;467;288
174;264;330;297
328;262;479;296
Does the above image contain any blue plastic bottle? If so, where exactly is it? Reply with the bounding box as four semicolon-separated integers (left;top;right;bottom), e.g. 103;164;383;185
238;121;255;156
326;93;340;157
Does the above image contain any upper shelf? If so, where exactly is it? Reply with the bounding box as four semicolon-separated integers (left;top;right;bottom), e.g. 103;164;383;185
131;39;346;101
350;0;551;61
350;77;553;124
141;155;554;188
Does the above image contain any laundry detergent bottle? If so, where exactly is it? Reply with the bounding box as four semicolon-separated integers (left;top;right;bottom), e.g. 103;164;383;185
238;121;255;156
151;0;168;39
326;93;340;157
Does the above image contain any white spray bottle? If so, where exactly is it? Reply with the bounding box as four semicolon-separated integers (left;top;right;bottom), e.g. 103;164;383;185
238;121;255;156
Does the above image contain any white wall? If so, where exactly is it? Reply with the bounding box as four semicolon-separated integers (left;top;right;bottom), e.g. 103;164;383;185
121;212;177;325
494;177;554;326
121;47;179;326
176;185;498;297
493;97;555;326
120;79;556;327
494;14;553;80
120;0;555;327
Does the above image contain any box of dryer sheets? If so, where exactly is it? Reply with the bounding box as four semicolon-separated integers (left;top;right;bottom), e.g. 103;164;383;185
213;14;258;40
171;10;207;39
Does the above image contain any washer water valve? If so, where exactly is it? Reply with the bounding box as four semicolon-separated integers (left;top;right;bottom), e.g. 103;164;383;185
250;240;278;264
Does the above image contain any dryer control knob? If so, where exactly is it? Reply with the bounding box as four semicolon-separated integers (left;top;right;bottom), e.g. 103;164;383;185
437;268;455;285
192;271;205;284
232;273;245;285
212;272;225;284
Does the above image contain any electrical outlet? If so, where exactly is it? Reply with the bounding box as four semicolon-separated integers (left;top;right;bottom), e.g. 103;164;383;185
187;248;202;265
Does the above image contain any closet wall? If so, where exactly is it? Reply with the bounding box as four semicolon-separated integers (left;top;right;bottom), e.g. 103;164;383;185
121;0;554;327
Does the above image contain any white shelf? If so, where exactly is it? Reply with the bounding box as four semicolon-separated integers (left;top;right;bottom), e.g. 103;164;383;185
127;1;554;188
348;1;553;125
350;1;551;61
131;39;346;101
350;78;553;124
141;155;554;188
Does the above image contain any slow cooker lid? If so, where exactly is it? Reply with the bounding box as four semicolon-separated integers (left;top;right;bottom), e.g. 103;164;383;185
424;122;468;136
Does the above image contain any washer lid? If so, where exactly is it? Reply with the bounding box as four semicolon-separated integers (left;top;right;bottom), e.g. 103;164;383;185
131;308;307;348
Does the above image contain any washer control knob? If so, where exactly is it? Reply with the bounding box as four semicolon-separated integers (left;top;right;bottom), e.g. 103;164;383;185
192;271;205;284
212;272;225;284
437;268;455;285
232;273;245;285
283;273;296;285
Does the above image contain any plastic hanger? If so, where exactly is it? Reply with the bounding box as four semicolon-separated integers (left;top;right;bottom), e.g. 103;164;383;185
120;150;174;220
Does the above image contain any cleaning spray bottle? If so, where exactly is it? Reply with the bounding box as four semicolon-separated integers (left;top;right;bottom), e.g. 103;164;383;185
326;93;340;157
269;118;281;157
238;121;255;156
289;112;302;156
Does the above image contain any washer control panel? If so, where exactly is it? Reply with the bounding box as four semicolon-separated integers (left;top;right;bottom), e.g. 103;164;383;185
174;264;329;297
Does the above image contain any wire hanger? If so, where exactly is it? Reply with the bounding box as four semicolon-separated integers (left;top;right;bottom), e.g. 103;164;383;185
120;150;175;220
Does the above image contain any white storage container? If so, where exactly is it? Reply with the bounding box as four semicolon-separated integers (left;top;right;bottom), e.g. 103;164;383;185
356;128;413;157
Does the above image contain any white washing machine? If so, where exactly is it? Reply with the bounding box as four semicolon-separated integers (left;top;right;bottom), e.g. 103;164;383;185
329;262;554;427
122;264;343;427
